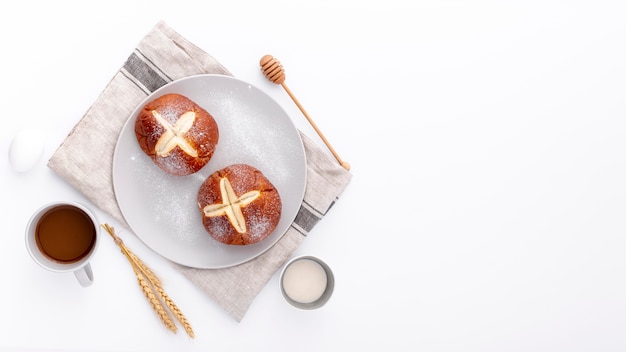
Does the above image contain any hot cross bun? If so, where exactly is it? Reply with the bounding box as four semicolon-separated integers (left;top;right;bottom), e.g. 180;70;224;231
197;164;282;245
134;93;219;176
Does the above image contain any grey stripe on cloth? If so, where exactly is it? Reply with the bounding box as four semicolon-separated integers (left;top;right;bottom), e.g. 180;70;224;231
292;203;322;235
121;51;170;93
47;20;351;322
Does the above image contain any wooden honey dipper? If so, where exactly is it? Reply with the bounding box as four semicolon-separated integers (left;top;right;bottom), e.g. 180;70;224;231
259;55;350;171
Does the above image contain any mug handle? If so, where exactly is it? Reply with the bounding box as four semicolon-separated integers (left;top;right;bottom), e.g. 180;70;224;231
74;263;94;287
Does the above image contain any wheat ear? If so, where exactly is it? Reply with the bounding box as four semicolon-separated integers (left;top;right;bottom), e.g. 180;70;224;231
101;224;195;338
134;265;177;333
157;287;195;338
126;246;195;338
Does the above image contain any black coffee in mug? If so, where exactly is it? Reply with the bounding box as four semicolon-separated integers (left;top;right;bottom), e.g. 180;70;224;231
35;205;97;263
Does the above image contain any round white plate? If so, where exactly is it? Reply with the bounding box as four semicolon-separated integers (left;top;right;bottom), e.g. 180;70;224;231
112;74;306;269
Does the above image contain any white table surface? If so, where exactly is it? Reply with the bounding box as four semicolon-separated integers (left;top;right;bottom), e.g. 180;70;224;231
2;1;626;351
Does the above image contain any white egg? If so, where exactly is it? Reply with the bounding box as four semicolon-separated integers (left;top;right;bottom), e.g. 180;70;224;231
8;129;45;172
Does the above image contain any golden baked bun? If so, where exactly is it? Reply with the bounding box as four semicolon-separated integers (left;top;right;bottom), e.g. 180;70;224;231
197;164;282;245
134;93;219;176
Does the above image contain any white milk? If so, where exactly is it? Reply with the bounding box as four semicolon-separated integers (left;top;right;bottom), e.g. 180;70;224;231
282;258;328;303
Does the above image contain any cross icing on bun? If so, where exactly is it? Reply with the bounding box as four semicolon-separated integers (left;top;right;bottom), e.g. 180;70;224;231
134;93;219;176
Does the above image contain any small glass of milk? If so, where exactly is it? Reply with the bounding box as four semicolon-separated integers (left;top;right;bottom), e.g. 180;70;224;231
280;255;335;309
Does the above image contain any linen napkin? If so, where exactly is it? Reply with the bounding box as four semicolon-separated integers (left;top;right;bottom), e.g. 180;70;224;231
47;21;351;322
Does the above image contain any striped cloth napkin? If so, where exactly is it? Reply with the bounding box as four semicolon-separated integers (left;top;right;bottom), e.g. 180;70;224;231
47;20;351;322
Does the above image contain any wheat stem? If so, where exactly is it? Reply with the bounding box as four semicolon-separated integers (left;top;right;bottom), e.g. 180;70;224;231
128;251;162;287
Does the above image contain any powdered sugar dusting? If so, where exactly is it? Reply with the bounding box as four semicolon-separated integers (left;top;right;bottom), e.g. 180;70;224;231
131;155;198;243
205;89;293;184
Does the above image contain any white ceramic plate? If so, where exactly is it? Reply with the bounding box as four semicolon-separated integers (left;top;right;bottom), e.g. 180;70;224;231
112;74;306;269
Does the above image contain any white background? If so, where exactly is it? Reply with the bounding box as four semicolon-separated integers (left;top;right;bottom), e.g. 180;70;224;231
1;1;626;351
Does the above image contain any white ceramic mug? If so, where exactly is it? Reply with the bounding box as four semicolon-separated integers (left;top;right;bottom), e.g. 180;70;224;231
25;201;99;287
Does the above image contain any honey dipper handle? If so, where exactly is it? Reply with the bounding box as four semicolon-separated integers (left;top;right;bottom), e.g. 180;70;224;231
280;82;351;171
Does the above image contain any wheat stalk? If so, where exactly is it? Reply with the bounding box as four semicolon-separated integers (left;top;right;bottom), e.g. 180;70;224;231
127;249;162;286
102;223;195;338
